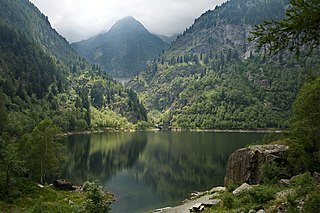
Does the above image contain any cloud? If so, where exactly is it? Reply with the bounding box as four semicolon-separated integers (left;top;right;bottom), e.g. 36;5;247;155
30;0;226;43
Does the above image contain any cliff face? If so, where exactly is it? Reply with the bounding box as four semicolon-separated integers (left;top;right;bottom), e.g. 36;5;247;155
224;144;289;186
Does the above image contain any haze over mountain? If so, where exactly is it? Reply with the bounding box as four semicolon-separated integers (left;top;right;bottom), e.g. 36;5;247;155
71;16;170;78
29;0;226;42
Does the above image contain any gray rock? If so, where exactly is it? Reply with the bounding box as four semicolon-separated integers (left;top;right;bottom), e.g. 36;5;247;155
276;189;295;201
257;210;266;213
313;172;320;183
278;179;290;187
53;179;76;190
224;144;289;186
209;192;220;199
248;210;256;213
209;186;226;194
232;183;254;195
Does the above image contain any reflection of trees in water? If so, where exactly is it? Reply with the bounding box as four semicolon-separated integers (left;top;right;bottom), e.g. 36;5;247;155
132;141;227;200
62;133;147;184
130;132;262;200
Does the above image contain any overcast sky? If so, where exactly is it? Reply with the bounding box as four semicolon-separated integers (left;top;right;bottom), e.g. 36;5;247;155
29;0;226;43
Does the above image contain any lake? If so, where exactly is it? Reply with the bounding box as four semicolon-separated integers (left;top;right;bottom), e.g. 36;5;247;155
62;131;264;213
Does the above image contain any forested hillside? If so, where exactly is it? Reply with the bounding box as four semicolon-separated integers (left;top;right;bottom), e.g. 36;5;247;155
0;0;147;136
128;0;320;130
72;16;169;78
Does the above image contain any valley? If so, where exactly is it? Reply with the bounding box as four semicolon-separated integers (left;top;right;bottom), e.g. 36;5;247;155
0;0;320;212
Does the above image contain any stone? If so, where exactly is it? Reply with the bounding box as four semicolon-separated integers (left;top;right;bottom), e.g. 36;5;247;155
278;179;290;187
53;179;76;190
257;209;266;213
313;172;320;183
209;186;226;194
209;192;220;199
276;189;295;201
202;199;221;206
248;210;256;213
232;183;254;195
224;144;289;186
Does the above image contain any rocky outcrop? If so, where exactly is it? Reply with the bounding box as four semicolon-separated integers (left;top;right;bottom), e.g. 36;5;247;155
224;144;289;186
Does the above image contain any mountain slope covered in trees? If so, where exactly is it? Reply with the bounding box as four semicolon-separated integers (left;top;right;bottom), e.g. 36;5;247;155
71;16;169;78
0;0;147;136
128;0;320;130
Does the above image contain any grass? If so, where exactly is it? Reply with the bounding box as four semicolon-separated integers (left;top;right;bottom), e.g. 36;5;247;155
0;179;86;212
205;172;320;212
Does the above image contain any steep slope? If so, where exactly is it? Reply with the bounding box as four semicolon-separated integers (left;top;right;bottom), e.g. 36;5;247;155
0;0;76;64
0;0;147;136
128;0;320;130
72;16;169;78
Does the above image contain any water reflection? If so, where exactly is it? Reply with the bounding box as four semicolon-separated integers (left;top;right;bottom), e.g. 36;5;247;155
62;133;147;183
62;132;264;213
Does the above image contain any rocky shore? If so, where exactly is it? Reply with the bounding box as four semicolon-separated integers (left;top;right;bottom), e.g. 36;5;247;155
153;144;320;213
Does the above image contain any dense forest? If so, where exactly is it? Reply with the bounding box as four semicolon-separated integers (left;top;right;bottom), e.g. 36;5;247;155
0;0;148;211
0;0;147;136
128;0;320;130
0;0;320;211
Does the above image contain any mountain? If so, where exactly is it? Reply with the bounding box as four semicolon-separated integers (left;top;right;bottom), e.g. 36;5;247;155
71;16;169;78
128;0;320;130
155;34;178;44
0;0;147;136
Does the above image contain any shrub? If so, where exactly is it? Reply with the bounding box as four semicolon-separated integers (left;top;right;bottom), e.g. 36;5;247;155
261;161;290;184
290;172;316;197
221;192;235;209
84;181;111;213
304;191;320;213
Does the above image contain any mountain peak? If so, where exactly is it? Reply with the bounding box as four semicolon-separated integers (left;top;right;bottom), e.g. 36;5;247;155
109;16;148;33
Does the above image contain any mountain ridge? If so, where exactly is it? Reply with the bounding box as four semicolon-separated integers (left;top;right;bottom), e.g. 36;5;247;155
0;0;147;135
71;16;169;78
127;0;320;130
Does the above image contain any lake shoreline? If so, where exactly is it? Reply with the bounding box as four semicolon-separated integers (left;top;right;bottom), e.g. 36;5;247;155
61;128;286;136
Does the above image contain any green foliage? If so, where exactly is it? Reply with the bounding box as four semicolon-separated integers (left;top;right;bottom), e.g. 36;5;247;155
221;192;235;209
0;137;26;199
21;119;66;184
286;173;320;211
220;185;278;211
290;173;317;197
0;179;86;212
0;91;7;132
261;161;290;184
131;56;315;129
250;0;320;57
0;0;147;136
127;0;320;130
83;181;111;213
287;77;320;173
304;191;320;213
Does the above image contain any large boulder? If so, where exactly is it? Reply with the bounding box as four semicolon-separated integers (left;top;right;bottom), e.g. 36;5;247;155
224;144;289;186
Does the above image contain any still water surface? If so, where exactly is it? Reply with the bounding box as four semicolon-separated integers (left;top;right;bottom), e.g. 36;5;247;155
62;132;264;213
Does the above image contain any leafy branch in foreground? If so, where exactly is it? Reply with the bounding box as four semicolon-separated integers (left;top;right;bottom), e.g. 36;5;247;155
249;0;320;57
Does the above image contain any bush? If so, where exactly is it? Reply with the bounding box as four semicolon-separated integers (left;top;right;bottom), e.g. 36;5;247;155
290;172;316;197
74;119;88;131
261;161;290;184
84;181;111;213
304;191;320;213
246;185;276;204
221;192;235;209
